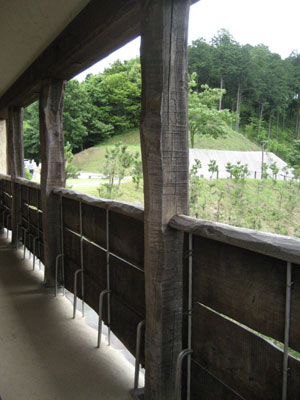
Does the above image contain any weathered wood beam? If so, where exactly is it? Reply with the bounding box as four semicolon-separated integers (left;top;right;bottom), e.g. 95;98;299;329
7;106;24;245
0;0;141;111
39;80;65;286
140;0;190;398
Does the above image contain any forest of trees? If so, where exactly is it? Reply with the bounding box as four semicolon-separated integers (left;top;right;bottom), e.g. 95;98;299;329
24;58;141;162
188;29;300;166
23;30;300;171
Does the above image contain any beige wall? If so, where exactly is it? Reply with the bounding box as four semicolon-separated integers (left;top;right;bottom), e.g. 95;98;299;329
0;120;7;174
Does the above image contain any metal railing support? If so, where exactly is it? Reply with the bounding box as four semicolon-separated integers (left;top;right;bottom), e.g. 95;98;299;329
97;289;111;348
282;261;292;400
73;269;84;319
27;233;33;260
6;214;11;239
106;209;111;345
32;236;39;270
55;254;65;297
187;233;193;400
175;349;193;400
134;320;145;390
23;228;28;259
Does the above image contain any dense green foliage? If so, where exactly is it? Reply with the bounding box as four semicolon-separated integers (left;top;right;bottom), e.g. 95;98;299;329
188;29;300;168
23;30;300;172
23;58;141;161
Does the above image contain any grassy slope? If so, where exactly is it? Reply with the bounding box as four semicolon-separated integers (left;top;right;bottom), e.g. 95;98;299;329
73;128;260;172
71;128;300;237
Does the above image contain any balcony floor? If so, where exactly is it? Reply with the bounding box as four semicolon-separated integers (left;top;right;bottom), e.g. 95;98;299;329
0;232;135;400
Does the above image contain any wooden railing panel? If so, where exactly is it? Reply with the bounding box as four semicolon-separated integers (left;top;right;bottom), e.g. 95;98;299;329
62;197;80;233
188;360;244;400
82;240;107;285
64;257;82;298
110;294;145;362
63;228;81;264
192;235;286;342
28;187;40;208
109;211;144;269
3;193;12;209
291;264;300;352
82;203;106;248
110;254;145;317
20;184;28;203
192;302;300;400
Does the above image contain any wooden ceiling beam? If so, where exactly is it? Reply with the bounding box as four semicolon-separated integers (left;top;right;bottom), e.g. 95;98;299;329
0;0;141;111
0;0;199;115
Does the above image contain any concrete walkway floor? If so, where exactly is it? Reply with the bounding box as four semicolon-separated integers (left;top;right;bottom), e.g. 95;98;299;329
0;232;135;400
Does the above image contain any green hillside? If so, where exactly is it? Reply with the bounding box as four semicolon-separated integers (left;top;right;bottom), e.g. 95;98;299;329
73;128;260;172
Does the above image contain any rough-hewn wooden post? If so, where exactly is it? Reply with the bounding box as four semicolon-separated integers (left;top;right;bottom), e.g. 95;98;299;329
39;80;65;286
140;1;190;398
7;106;24;245
0;119;7;174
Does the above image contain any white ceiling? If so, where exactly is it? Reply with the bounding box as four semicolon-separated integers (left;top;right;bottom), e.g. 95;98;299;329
0;0;90;97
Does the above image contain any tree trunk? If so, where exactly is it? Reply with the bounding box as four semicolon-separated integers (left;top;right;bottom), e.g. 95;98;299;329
39;79;65;287
219;76;223;110
268;112;273;139
282;114;285;134
7;106;24;246
276;112;279;140
235;83;242;132
140;1;190;398
295;104;300;136
258;103;264;135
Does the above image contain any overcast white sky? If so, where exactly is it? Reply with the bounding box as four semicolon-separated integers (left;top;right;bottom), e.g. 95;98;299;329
75;0;300;81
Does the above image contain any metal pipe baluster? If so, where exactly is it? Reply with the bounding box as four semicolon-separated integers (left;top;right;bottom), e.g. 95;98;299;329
106;209;111;345
187;233;193;400
55;254;64;297
38;241;42;270
6;214;10;239
79;201;85;317
73;269;84;319
97;289;111;348
134;320;145;390
23;229;27;259
28;233;33;260
32;236;38;270
282;261;292;400
175;349;193;400
60;195;65;295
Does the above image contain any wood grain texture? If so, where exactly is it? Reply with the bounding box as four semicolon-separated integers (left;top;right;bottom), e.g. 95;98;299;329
39;80;65;286
7;106;24;245
62;197;80;233
187;360;245;400
109;211;144;269
110;254;145;316
192;235;286;343
53;187;144;221
291;264;300;352
192;302;300;400
140;0;190;398
170;214;300;264
82;203;106;248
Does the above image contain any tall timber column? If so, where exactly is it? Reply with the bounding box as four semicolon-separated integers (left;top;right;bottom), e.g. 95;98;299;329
39;80;65;287
7;106;24;245
0;119;7;174
140;1;190;398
